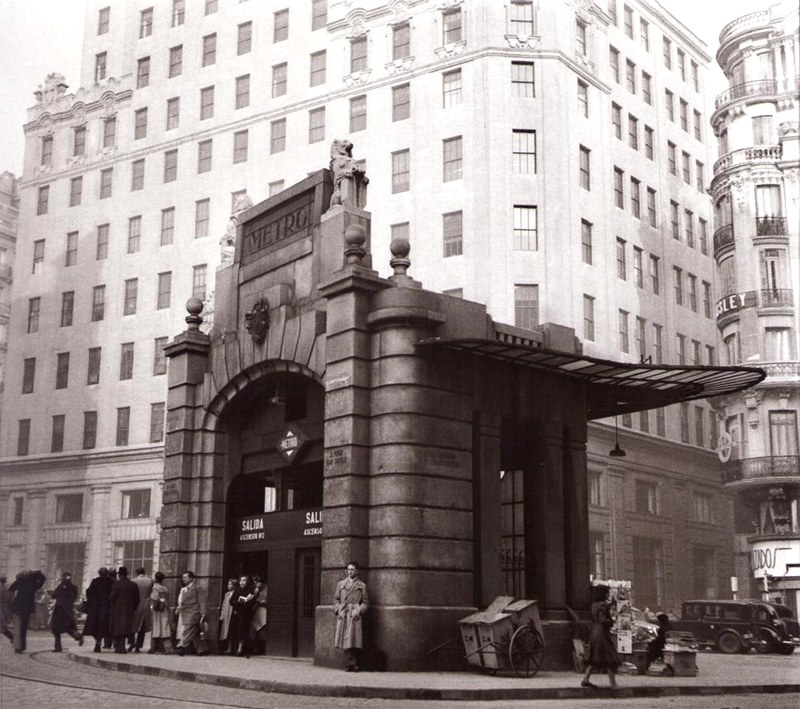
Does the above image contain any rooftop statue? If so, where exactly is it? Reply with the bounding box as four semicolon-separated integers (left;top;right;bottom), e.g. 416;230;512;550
220;193;254;265
328;139;368;211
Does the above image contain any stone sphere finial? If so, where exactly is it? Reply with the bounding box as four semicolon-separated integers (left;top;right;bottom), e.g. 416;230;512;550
344;223;367;265
390;233;411;280
186;296;204;330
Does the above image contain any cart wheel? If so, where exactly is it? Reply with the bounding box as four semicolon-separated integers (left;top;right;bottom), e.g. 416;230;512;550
509;625;544;677
486;668;498;676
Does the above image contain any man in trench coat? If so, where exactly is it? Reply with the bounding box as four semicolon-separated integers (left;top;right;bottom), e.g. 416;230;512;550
129;567;153;652
333;562;369;671
109;567;139;653
176;571;208;656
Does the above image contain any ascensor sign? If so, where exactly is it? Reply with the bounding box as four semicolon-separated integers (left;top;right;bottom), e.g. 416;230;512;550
750;539;799;578
236;508;323;547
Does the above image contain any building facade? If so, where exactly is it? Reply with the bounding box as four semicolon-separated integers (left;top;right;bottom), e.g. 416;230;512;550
2;0;729;619
0;172;19;437
710;1;800;613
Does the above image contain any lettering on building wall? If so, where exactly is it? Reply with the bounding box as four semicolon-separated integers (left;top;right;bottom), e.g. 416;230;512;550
324;447;350;474
241;193;313;263
240;516;266;542
716;292;757;318
428;450;461;468
304;510;322;536
326;375;351;392
162;480;180;503
751;546;792;575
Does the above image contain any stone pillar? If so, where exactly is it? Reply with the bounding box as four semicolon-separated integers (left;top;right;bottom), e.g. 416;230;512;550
26;491;46;569
86;485;112;575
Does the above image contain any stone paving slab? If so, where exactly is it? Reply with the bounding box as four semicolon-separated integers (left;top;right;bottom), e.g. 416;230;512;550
67;647;800;702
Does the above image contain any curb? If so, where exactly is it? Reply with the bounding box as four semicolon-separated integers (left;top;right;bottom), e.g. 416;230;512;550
67;653;800;702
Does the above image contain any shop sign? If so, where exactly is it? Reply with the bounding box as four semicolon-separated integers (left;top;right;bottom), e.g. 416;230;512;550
277;424;308;463
716;291;757;319
751;539;799;578
236;508;323;545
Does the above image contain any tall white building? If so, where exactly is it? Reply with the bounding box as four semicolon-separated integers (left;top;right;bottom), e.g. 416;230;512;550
1;0;729;614
710;0;800;615
0;171;19;437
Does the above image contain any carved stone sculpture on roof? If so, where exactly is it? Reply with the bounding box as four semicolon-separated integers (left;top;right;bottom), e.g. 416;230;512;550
34;73;68;104
328;139;369;211
220;193;254;265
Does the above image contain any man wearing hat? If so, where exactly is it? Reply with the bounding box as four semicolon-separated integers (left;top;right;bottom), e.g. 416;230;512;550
109;567;139;654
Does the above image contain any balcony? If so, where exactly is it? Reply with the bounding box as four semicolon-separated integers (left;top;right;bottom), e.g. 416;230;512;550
759;288;793;308
713;145;782;176
713;224;734;254
722;455;800;484
761;361;800;380
719;10;770;46
715;79;777;110
716;289;793;322
0;263;12;281
756;216;789;236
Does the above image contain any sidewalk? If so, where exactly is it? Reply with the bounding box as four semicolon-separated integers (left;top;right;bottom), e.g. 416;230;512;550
66;646;800;702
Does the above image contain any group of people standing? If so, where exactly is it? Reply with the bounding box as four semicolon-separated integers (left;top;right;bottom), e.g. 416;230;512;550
217;575;268;657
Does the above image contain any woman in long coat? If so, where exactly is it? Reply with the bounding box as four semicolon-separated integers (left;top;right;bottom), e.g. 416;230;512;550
83;568;113;652
228;575;255;657
109;567;139;653
148;571;171;654
582;584;620;689
50;572;83;652
217;578;238;654
333;562;369;672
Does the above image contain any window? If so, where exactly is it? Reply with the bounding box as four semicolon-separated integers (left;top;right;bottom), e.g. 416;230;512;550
609;46;620;82
695;161;705;193
510;130;537;174
96;224;109;260
608;0;617;24
272;62;287;97
205;0;217;14
619;309;630;353
624;4;633;36
679;402;690;442
628;114;638;150
670;200;680;239
667;141;677;175
626;59;636;93
685;209;694;246
65;231;78;266
41;135;53;166
662;36;672;68
200;86;214;120
443;137;463;182
725;333;740;365
770;411;799;457
633;247;644;288
642;71;652;104
237;21;252;55
312;0;327;30
123;278;138;316
235;75;250;109
694;110;703;141
202;34;217;66
579;146;590;190
192;264;207;300
87;347;101;385
95;52;107;82
132;108;147;141
673;266;683;305
392;150;410;193
510;1;534;35
649;255;660;295
82;411;98;449
274;9;289;42
169;45;183;78
665;89;674;121
103;116;116;148
27;297;40;333
513;206;537;251
162;149;178;183
616;237;627;280
123;489;152;519
60;291;74;327
577;80;588;117
647;187;657;226
197;139;212;173
611;103;624;140
634;536;665;609
131;159;145;191
137;56;150;88
511;62;535;97
268;180;285;197
149;403;166;443
195;199;210;239
11;498;24;526
73;126;86;157
139;7;153;37
692;339;702;366
127;216;141;254
635;480;658;515
55;352;70;390
392;84;410;122
443;7;462;44
443;69;462;107
650;324;663;366
270;119;286;154
114;541;154;578
636;316;646;357
677;48;686;80
640;18;649;50
680;99;689;132
644;125;654;160
350;37;367;73
100;167;113;199
233;130;249;163
153;337;168;375
37;186;49;215
119;342;134;380
157;272;172;310
32;239;45;275
309;108;325;144
56;494;83;523
581;220;593;264
576;18;587;55
702;280;712;318
22;358;36;394
613;167;624;208
514;285;539;330
16;419;31;456
161;99;179;133
752;115;773;145
583;295;595;341
98;6;110;34
116;407;130;446
310;51;326;87
443;211;463;257
393;22;410;60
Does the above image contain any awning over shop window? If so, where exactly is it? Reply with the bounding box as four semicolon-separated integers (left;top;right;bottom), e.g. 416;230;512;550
417;338;765;420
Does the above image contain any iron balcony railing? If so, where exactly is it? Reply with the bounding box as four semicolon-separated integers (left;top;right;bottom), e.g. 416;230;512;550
756;216;788;236
715;79;777;109
713;224;734;253
713;145;782;175
760;288;793;307
722;455;800;484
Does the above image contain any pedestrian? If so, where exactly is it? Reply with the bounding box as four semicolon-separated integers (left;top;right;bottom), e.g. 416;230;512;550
109;567;139;654
175;571;208;656
218;578;238;655
83;567;114;653
8;569;46;653
50;572;84;652
581;584;621;689
228;575;255;657
333;562;369;672
148;571;171;654
129;567;153;653
647;613;673;668
0;576;12;643
251;575;268;654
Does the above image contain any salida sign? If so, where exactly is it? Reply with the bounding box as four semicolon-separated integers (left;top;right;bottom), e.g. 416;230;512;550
236;508;323;546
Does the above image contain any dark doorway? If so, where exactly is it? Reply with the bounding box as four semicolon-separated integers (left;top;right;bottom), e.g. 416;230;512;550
296;547;321;657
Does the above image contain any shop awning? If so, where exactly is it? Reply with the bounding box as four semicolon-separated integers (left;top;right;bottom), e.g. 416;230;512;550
417;338;765;420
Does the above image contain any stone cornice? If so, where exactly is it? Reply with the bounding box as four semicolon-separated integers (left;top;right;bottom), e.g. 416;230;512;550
0;444;164;475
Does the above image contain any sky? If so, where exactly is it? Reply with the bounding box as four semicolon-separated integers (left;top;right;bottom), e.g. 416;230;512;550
0;0;767;177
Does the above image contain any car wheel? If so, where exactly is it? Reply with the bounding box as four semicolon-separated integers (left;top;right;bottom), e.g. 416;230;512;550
778;644;795;656
756;629;776;654
717;631;742;654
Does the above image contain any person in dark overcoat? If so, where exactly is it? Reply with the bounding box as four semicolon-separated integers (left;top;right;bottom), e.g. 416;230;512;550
228;575;255;657
333;562;369;672
581;584;621;689
129;567;153;652
647;613;673;668
83;567;114;652
1;576;12;643
109;567;139;654
50;572;84;652
9;569;46;653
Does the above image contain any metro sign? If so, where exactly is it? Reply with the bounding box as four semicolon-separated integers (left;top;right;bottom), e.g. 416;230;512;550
276;424;308;464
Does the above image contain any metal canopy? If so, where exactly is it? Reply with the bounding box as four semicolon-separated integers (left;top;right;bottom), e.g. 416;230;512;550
417;338;766;420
